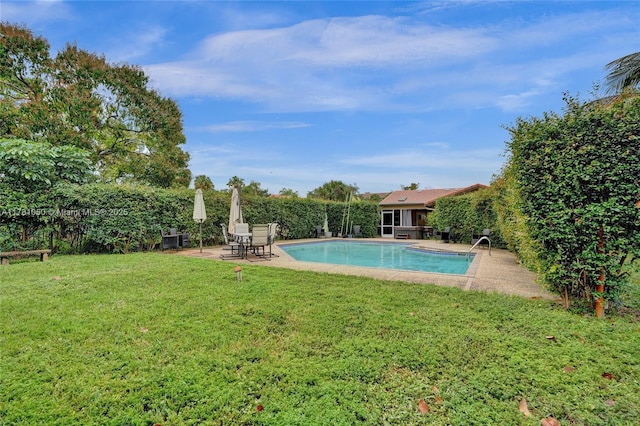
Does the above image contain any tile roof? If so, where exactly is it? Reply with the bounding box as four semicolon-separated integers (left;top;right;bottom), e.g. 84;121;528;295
379;184;487;207
360;192;392;200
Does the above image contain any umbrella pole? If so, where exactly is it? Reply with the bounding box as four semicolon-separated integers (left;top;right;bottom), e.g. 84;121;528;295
199;221;203;253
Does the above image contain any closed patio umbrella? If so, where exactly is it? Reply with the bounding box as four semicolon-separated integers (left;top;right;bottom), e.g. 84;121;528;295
323;212;330;237
228;186;243;234
193;188;207;253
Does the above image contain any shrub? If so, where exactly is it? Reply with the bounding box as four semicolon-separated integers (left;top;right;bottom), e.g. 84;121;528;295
504;93;640;311
1;184;382;253
429;187;505;247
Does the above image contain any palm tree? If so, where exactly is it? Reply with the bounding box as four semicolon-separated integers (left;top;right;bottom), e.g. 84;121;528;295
307;180;358;201
605;51;640;94
226;176;245;191
194;174;214;190
279;188;299;198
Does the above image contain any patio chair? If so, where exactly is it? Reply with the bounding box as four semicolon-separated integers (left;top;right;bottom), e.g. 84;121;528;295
436;227;450;243
235;223;249;235
352;225;363;238
472;229;491;246
220;223;241;257
161;228;180;251
180;233;190;249
315;225;323;238
249;224;270;261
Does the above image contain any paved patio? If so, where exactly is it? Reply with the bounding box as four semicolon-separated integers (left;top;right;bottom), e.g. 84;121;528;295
176;238;557;300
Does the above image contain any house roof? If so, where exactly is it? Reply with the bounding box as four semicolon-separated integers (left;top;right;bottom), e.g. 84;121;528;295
359;191;392;200
379;184;488;208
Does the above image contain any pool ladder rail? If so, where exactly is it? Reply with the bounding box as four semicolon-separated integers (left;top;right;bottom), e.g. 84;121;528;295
467;236;491;259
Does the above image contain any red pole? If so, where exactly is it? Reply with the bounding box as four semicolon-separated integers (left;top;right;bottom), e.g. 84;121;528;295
595;226;605;318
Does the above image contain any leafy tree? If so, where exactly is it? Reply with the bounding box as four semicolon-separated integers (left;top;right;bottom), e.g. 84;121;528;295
0;138;92;251
605;51;640;94
0;138;91;192
226;176;244;190
402;183;420;190
504;93;640;315
363;193;384;203
0;22;191;188
194;175;214;191
279;188;299;198
243;180;269;197
307;180;358;201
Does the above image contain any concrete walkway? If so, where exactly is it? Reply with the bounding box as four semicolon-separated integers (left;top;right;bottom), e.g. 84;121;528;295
176;238;557;300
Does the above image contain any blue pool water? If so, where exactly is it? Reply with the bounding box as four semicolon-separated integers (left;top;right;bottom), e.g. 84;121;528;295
280;240;474;274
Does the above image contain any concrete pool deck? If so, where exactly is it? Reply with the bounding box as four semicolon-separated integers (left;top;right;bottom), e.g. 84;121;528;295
176;238;558;300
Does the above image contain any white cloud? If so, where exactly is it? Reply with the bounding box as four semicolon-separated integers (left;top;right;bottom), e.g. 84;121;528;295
143;8;633;114
279;16;496;67
1;0;73;25
197;14;497;70
200;121;311;133
106;24;169;62
145;62;280;99
340;147;501;173
187;141;503;195
499;9;632;49
145;15;498;111
213;6;295;32
496;89;544;111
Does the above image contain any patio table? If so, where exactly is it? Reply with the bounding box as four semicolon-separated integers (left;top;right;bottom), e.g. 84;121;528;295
231;232;252;258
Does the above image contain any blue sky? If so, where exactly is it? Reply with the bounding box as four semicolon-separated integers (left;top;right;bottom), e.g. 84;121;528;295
3;1;639;195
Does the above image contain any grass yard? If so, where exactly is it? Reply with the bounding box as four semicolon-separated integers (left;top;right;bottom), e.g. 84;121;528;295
1;253;639;425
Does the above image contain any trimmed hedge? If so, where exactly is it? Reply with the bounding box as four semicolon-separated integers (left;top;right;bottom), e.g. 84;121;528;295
504;93;640;305
0;183;380;253
428;187;505;248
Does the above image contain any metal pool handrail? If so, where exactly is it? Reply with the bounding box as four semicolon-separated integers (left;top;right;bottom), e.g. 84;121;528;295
468;236;491;259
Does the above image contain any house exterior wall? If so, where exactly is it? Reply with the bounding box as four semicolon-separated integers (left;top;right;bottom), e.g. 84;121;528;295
378;185;487;238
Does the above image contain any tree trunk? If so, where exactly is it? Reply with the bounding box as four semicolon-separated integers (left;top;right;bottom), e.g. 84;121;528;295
595;226;605;318
562;287;570;310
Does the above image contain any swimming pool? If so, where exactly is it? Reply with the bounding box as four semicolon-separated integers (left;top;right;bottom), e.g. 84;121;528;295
280;240;474;274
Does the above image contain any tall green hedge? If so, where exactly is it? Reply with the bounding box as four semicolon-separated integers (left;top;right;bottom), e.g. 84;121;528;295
1;183;380;253
505;93;640;306
491;172;543;272
428;187;505;247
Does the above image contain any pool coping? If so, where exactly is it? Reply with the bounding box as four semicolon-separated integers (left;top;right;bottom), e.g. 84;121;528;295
176;237;558;300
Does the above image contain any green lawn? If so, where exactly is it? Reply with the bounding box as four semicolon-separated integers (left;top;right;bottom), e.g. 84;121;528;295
1;253;639;425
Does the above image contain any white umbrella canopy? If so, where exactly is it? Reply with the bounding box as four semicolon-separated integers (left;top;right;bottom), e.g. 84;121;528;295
193;189;207;222
193;189;207;252
228;186;243;234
